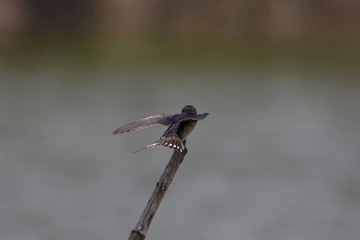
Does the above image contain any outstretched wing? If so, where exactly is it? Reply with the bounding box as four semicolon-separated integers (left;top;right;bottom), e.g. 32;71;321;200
133;122;185;153
176;112;209;122
113;113;175;134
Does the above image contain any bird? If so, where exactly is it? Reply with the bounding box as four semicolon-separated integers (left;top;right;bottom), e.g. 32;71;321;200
113;105;209;153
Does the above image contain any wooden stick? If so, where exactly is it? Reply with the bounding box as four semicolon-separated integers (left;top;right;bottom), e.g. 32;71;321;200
128;149;187;240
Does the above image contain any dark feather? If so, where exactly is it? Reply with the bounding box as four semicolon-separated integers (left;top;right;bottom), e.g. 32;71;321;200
113;113;175;134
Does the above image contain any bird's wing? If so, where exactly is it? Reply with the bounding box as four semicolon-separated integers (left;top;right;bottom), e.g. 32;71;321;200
133;122;185;153
177;112;209;122
113;113;175;134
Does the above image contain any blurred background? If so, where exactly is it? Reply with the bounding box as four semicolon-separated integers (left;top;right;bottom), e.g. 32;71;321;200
1;1;360;240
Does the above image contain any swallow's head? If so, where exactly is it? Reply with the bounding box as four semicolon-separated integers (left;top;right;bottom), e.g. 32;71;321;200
182;105;197;115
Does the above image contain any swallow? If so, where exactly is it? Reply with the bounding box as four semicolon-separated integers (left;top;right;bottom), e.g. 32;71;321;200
113;105;209;153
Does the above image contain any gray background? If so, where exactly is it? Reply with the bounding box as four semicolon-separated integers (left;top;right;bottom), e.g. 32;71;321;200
1;60;359;240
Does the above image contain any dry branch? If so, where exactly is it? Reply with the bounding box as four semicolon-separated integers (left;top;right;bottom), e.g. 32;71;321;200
128;150;187;240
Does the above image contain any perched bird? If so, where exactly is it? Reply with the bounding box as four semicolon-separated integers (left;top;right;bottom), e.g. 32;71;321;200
113;105;209;153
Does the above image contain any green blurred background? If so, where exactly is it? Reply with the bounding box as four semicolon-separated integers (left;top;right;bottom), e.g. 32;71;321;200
1;1;359;240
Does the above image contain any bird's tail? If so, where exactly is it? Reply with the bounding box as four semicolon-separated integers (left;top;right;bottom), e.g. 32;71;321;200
133;142;160;153
133;137;185;153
